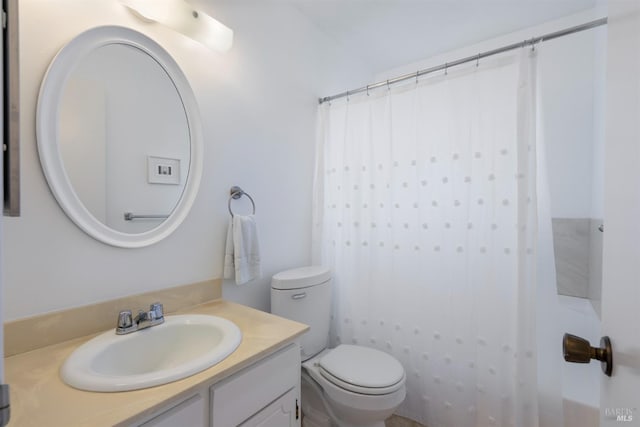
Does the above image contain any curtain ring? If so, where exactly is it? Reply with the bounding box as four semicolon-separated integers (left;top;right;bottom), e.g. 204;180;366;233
386;80;391;91
415;71;419;84
366;85;370;96
476;54;480;67
530;37;536;52
445;62;448;75
346;90;350;102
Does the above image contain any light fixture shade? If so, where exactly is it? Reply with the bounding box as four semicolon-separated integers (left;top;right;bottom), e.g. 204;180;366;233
121;0;233;53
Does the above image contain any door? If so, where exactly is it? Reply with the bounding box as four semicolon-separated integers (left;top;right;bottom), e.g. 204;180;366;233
600;1;640;426
0;0;5;386
0;0;5;421
1;0;18;423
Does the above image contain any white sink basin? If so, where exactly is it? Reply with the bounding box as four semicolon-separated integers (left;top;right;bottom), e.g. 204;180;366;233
61;314;242;392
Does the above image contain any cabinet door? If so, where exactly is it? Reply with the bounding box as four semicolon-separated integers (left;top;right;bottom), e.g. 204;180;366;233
210;344;300;426
239;389;297;427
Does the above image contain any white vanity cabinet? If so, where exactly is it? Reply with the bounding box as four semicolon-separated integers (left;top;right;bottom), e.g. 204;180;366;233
129;343;301;427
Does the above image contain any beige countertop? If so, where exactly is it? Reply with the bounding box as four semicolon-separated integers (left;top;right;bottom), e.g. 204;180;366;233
5;299;309;427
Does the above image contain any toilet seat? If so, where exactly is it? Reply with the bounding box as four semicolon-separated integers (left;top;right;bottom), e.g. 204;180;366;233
319;367;405;395
318;345;405;395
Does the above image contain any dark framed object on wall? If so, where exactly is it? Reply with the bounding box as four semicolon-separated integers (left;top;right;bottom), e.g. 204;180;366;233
3;0;19;216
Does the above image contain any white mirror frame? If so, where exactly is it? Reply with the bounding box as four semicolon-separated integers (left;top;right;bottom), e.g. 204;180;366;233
37;26;203;248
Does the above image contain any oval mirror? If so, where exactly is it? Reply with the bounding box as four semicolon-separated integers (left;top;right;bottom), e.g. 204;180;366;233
37;26;203;248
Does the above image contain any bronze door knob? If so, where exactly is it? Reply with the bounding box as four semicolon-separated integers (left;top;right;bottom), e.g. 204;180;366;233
563;333;612;376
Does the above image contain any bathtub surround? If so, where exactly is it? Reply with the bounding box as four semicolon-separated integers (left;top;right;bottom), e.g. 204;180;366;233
587;218;603;315
552;218;590;297
552;217;603;305
313;50;552;426
4;279;221;356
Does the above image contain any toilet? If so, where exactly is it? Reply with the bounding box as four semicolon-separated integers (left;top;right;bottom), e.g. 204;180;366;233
271;266;406;427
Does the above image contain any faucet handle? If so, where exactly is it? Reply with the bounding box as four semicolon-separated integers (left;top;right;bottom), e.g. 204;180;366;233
117;310;133;330
150;302;164;319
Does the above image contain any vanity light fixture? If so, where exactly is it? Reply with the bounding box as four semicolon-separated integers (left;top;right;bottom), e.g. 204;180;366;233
120;0;233;52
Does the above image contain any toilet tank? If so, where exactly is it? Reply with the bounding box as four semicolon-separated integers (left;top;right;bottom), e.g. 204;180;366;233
271;266;332;361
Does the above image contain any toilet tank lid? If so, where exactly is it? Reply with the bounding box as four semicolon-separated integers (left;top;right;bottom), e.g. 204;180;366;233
271;266;331;290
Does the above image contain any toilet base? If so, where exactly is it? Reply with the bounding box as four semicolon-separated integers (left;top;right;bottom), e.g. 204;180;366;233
301;379;333;427
301;371;395;427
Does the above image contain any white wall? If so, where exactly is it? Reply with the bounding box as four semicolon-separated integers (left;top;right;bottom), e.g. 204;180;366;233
3;0;371;321
540;26;606;219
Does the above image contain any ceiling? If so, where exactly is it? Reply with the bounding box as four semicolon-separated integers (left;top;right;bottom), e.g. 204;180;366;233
290;0;600;73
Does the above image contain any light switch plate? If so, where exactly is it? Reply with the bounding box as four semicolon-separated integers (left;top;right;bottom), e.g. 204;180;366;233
147;156;181;185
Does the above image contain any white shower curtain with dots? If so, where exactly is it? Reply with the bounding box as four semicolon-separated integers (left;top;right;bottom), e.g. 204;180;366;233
313;50;550;427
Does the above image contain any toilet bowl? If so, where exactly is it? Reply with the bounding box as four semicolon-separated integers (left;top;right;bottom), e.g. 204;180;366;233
271;266;406;427
302;346;406;427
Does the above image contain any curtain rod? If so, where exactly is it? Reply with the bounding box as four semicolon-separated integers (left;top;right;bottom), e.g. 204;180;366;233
318;17;607;104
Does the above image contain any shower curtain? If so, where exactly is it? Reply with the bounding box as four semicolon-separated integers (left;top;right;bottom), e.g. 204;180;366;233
313;50;559;427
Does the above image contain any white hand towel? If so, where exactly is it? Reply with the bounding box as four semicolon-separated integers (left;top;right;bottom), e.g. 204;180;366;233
223;219;235;280
224;214;261;285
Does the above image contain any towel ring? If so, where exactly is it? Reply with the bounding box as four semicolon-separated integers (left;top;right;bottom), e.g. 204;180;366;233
228;186;256;217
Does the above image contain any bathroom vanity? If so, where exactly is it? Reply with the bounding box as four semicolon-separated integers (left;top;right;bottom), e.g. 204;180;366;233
130;343;300;426
4;300;308;426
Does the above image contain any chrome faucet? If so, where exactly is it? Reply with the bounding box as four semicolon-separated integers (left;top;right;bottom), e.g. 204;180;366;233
116;303;164;335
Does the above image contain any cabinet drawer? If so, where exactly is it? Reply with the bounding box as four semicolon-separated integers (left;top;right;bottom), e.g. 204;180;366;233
210;343;300;426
